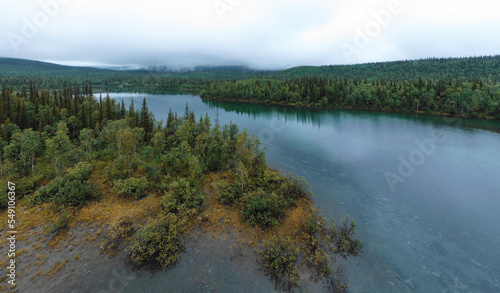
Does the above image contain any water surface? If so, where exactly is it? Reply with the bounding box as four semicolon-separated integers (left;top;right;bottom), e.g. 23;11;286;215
108;93;500;292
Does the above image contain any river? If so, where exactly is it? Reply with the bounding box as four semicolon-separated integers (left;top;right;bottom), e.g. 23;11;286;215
105;93;500;292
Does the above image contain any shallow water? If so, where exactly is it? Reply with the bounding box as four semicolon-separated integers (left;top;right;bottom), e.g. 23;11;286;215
107;93;500;292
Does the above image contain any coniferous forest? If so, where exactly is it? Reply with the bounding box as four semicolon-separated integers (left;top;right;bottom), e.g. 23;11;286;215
0;79;361;291
201;77;500;118
1;55;499;291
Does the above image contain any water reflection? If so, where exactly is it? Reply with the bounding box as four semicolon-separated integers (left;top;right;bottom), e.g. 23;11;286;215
109;93;500;292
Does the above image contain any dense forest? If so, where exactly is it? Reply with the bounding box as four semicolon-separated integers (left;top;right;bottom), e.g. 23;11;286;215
2;55;500;94
0;81;361;291
0;58;272;93
201;77;500;119
277;55;500;83
3;56;500;119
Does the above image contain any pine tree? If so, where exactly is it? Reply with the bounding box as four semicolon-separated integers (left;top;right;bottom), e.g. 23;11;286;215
139;97;153;140
121;99;126;119
128;99;136;128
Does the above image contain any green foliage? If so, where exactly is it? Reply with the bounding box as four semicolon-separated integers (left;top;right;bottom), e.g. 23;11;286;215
162;177;206;216
112;177;148;199
3;128;43;177
319;96;329;107
334;216;364;259
302;213;362;286
79;128;96;161
128;213;186;267
304;213;320;235
241;189;286;227
202;74;500;118
16;173;45;197
45;122;76;176
29;162;95;207
279;172;312;204
45;210;69;235
215;180;242;205
259;236;300;290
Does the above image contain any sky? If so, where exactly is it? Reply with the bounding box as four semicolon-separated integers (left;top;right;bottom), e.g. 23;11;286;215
1;0;499;70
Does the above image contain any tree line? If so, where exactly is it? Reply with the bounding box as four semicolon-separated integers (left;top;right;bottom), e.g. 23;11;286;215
201;77;500;119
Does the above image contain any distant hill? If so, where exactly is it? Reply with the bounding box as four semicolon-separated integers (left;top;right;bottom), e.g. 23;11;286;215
0;57;274;80
0;57;112;76
276;55;500;82
1;55;499;92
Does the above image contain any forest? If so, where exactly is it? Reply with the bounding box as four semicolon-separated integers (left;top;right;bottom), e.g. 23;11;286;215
201;77;500;119
2;56;499;119
0;81;361;291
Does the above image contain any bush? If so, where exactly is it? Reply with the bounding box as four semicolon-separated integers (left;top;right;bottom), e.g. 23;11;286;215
17;174;45;197
259;236;300;290
334;216;363;259
241;189;286;227
113;177;148;199
45;210;69;235
304;213;319;235
29;162;95;207
29;177;63;205
280;173;312;204
162;178;206;215
53;179;94;207
128;213;186;267
215;180;242;205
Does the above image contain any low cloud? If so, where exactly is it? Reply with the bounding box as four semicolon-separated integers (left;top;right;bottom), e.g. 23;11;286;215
1;0;499;69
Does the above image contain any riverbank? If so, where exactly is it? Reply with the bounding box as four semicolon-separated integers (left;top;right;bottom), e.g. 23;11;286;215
0;168;335;292
0;163;352;292
202;97;499;121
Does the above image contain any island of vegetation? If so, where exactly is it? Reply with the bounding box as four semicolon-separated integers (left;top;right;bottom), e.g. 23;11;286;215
0;81;362;292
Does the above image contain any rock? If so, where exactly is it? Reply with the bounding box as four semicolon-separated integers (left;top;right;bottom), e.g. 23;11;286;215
470;259;482;267
389;281;395;286
431;271;441;278
404;278;416;289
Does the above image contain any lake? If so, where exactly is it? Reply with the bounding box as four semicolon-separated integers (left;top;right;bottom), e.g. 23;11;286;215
106;93;500;292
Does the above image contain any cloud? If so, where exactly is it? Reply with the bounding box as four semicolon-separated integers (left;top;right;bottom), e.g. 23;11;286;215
0;0;499;69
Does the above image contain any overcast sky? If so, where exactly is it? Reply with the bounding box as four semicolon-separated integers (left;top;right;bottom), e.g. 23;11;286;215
1;0;499;70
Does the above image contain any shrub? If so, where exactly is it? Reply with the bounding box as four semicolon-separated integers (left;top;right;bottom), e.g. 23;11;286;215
29;162;95;207
162;177;206;215
334;216;363;259
319;96;329;107
128;213;186;267
17;174;45;197
304;213;319;235
259;236;300;290
113;177;148;199
241;189;286;227
45;210;69;235
280;172;312;204
215;180;242;205
53;179;94;207
29;177;63;205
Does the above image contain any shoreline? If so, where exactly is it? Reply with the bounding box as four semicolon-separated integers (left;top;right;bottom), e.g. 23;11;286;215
201;96;499;122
